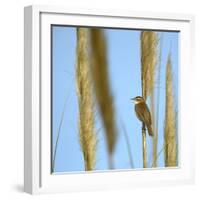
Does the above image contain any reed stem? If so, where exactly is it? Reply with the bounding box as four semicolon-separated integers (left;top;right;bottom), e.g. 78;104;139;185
142;122;147;168
121;119;134;168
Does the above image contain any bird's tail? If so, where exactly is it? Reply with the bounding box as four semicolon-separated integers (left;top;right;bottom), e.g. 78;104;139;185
147;124;153;136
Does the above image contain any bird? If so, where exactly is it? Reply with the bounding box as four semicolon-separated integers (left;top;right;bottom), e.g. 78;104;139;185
131;96;153;136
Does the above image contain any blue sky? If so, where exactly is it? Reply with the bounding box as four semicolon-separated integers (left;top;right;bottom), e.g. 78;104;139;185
52;26;179;173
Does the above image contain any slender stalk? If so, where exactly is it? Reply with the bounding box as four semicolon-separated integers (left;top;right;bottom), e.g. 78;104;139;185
52;83;73;172
142;123;147;168
121;119;134;168
151;145;164;168
151;137;174;167
52;97;67;172
76;28;96;171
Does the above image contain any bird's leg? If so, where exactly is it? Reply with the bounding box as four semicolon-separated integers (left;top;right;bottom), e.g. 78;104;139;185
142;122;146;131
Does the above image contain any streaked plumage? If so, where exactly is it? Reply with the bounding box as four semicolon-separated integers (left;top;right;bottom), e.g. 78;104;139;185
131;96;153;136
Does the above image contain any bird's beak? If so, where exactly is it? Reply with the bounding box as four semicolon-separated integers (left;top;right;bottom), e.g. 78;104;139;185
130;97;135;102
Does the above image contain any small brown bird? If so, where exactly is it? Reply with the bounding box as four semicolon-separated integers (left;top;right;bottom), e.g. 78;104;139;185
131;96;153;136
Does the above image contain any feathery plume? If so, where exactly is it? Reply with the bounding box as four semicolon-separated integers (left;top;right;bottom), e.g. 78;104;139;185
164;54;177;167
140;31;158;168
76;28;96;170
90;28;117;169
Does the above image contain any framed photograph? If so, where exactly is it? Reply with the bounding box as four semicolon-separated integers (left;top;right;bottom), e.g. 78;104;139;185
24;5;195;194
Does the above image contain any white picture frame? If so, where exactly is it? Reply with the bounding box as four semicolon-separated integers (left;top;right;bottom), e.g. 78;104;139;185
24;5;195;194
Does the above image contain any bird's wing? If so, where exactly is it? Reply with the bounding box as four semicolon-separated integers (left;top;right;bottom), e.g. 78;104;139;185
135;103;152;125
